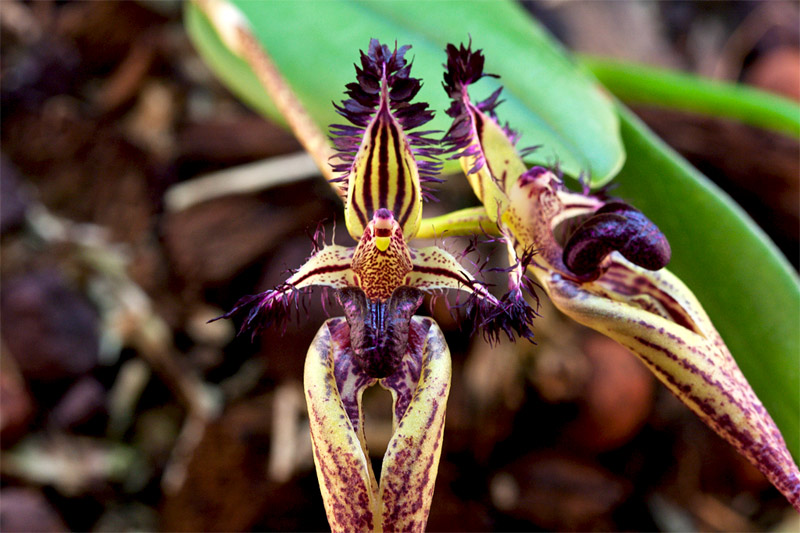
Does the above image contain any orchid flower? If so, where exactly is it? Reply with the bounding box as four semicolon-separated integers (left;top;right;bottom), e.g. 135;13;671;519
436;41;800;509
217;40;535;531
194;0;798;518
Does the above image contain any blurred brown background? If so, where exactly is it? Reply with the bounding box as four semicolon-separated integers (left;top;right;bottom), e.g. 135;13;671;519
1;1;798;531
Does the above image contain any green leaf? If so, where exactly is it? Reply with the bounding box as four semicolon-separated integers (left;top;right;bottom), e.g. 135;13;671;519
582;57;800;139
185;1;282;123
185;0;624;185
613;107;800;459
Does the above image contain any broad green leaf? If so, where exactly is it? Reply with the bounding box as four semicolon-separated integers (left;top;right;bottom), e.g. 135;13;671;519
612;107;800;460
185;0;624;184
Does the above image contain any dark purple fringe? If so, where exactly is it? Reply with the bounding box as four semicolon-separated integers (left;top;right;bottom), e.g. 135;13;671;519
441;41;543;173
329;39;442;196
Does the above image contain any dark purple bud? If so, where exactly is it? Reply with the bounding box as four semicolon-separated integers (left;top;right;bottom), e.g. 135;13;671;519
563;202;671;279
337;286;423;378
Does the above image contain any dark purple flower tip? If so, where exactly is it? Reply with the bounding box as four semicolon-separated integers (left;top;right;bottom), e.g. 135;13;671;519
210;284;310;341
562;201;672;280
440;40;529;166
330;39;441;194
337;285;423;378
466;287;537;345
337;38;432;130
442;41;498;103
442;40;504;129
441;235;538;344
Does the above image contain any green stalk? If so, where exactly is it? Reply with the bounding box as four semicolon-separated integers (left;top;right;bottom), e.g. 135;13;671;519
582;57;800;138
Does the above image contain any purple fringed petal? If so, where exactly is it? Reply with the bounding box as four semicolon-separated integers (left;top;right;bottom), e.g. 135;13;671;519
460;247;539;344
442;42;501;120
442;41;498;97
459;286;537;344
211;284;310;341
330;39;442;195
441;41;529;176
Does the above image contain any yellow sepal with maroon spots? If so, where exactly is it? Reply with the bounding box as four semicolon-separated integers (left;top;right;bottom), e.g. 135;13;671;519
305;316;451;532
